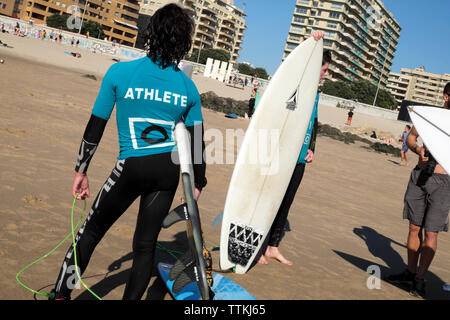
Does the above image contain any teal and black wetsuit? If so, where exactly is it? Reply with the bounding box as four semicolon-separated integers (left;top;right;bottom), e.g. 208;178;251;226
268;92;319;247
53;57;206;300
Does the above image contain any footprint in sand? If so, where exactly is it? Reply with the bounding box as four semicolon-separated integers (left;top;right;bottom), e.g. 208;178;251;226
22;195;52;209
111;226;134;239
5;145;20;150
0;128;29;137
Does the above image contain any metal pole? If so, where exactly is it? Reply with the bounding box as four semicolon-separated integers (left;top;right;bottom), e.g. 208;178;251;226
373;34;391;107
196;37;203;64
78;0;88;34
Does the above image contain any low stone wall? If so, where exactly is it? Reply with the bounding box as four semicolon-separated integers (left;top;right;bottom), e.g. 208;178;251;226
319;93;399;120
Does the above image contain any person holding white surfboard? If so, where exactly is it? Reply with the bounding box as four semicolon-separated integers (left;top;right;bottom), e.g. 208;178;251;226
386;82;450;298
258;31;332;266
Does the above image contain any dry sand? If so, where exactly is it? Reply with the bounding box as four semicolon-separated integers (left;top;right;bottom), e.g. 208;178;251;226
1;34;450;301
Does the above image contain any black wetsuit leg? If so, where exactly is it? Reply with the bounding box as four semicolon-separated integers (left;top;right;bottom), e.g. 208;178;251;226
267;163;306;247
54;152;179;300
248;98;255;117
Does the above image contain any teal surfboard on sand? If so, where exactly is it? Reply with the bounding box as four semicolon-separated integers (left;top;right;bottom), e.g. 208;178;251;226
158;262;255;300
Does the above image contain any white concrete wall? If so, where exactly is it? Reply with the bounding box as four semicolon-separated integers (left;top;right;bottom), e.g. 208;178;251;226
319;93;399;121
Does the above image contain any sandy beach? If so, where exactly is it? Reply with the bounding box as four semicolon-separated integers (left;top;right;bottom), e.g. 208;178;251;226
1;33;449;301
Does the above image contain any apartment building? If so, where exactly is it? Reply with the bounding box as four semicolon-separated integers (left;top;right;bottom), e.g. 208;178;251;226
18;0;140;46
137;0;246;63
284;0;401;89
0;0;22;17
388;67;450;107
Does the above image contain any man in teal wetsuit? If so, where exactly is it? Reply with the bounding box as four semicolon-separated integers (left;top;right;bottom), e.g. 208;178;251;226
259;31;332;266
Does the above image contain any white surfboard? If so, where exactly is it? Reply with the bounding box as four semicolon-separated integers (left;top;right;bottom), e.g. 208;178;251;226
219;38;323;274
408;105;450;175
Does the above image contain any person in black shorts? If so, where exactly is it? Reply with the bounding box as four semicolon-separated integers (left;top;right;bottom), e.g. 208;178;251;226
385;82;450;298
51;4;207;300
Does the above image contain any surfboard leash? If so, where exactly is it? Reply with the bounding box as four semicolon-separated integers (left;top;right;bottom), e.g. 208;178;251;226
16;194;211;300
15;195;103;300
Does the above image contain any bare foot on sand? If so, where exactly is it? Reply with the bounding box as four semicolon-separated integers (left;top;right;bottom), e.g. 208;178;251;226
258;246;293;266
258;255;268;265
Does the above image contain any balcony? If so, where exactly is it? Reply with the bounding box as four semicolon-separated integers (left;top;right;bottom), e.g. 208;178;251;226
352;40;365;52
345;22;358;34
341;32;354;41
202;7;215;16
217;36;233;46
347;67;359;77
350;59;364;70
201;13;216;23
221;23;234;33
88;0;102;6
199;19;216;31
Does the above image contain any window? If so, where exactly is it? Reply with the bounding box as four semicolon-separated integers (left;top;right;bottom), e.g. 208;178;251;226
327;22;337;28
289;34;300;41
296;7;307;14
329;12;340;19
324;39;332;47
291;26;303;33
331;3;342;9
294;16;305;23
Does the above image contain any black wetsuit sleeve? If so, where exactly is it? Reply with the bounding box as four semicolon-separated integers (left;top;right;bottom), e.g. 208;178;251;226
75;114;108;174
308;118;319;153
186;123;207;191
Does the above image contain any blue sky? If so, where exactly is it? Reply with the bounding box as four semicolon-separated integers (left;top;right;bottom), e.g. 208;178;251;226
233;0;450;77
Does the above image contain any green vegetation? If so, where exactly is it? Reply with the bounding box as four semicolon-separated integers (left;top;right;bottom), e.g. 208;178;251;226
321;79;398;110
200;91;248;117
186;48;230;65
237;63;269;80
46;14;72;31
318;123;401;157
81;20;105;39
200;91;401;158
46;14;104;38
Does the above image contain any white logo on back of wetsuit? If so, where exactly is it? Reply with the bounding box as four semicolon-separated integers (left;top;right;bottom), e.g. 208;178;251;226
124;88;188;107
129;118;175;150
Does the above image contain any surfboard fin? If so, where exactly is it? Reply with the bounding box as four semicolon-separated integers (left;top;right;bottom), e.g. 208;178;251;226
162;204;188;228
172;265;197;293
171;264;215;299
169;251;194;281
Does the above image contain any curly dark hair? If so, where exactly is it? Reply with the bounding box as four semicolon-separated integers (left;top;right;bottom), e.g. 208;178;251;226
145;4;194;69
